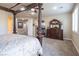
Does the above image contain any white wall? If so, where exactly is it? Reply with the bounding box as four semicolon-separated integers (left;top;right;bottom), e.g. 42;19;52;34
0;10;13;35
27;18;33;36
72;4;79;53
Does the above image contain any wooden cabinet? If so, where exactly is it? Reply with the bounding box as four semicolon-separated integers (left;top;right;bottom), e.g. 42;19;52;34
47;28;63;40
46;19;63;40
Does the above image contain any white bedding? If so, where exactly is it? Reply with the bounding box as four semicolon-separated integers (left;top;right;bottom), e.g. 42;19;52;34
0;34;42;56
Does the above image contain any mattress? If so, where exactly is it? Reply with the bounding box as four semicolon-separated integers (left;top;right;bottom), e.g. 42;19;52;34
0;34;42;56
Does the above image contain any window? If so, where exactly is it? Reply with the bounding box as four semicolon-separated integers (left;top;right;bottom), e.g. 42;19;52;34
72;7;78;32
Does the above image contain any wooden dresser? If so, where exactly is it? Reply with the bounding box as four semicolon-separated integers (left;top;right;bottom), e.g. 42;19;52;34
47;28;63;40
46;19;63;40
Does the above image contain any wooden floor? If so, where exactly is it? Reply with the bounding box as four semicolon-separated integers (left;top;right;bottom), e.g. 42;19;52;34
42;38;79;56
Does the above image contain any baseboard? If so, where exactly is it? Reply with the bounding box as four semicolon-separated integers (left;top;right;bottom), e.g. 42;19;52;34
71;39;79;54
63;37;72;40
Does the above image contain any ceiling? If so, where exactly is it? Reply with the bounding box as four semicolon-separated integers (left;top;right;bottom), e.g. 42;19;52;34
0;3;75;17
42;3;74;16
0;3;30;11
0;3;16;8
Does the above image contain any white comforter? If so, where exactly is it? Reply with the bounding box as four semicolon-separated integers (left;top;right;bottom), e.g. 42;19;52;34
0;34;42;56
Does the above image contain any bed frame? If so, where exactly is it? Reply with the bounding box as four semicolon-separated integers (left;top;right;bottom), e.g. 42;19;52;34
13;3;43;46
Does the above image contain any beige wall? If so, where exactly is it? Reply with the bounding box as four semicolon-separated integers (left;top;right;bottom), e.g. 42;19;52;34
72;4;79;53
0;10;13;35
33;13;72;40
44;13;72;40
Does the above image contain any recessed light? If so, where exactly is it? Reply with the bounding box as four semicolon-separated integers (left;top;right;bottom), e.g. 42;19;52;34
31;12;35;15
53;6;57;10
20;7;25;11
31;8;35;11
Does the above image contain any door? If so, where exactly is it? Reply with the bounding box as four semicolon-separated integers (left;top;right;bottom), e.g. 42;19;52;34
8;16;13;33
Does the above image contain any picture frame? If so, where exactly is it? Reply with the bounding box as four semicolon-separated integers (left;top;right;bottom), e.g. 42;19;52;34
18;22;23;28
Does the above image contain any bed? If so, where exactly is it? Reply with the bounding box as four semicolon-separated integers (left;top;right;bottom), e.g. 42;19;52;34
0;34;42;56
